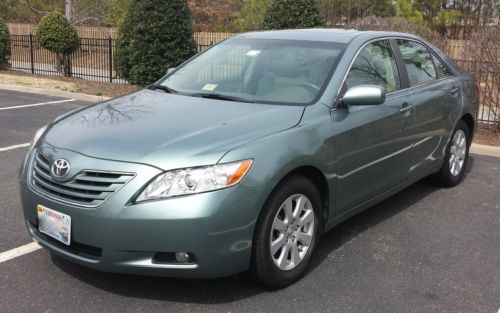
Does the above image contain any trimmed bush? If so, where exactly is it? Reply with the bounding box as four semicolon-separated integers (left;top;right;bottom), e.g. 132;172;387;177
36;12;79;76
115;0;197;86
0;18;10;70
262;0;324;30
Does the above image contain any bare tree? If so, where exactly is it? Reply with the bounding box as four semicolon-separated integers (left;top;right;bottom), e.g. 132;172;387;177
24;0;114;26
65;0;73;22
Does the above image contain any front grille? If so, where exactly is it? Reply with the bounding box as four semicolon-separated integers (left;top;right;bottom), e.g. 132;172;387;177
31;152;134;207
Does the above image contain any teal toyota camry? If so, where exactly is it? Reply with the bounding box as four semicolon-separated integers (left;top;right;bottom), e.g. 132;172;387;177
19;29;479;287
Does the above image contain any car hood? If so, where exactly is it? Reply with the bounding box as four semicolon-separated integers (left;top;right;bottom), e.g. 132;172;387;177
44;90;304;170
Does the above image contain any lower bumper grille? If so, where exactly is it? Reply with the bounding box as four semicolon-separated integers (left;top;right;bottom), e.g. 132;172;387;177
30;222;102;260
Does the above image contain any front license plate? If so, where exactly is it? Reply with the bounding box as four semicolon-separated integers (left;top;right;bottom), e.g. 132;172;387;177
37;205;71;246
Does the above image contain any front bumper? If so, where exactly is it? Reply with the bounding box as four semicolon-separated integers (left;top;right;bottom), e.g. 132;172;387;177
19;146;270;278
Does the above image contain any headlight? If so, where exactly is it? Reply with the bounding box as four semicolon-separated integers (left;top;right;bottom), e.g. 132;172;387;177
30;125;48;150
136;159;253;202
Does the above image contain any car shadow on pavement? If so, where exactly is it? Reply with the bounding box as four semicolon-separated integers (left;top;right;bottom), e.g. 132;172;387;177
309;179;439;272
50;158;475;304
309;155;475;273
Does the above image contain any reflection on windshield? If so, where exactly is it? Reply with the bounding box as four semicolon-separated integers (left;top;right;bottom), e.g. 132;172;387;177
160;38;345;105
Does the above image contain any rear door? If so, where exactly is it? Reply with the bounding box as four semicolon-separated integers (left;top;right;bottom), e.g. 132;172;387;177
395;39;460;175
333;39;413;215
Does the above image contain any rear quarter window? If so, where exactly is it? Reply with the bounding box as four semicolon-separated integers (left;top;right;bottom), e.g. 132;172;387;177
431;53;452;79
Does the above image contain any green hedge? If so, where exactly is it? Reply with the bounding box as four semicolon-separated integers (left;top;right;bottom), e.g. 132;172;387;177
115;0;197;86
262;0;325;30
0;18;10;70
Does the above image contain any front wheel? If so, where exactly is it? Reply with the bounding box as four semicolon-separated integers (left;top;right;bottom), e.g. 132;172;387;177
433;120;470;187
247;175;322;288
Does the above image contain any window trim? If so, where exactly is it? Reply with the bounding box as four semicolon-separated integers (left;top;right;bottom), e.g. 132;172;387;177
390;39;410;88
395;38;440;87
393;38;455;86
345;39;403;95
335;36;455;108
336;38;402;102
396;38;454;78
429;50;453;79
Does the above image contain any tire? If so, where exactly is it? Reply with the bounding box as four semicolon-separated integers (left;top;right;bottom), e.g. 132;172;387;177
433;120;470;187
247;175;322;288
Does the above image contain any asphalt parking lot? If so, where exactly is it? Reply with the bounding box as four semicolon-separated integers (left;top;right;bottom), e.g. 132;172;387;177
0;89;499;313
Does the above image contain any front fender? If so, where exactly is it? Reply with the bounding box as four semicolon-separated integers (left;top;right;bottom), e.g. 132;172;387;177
219;103;336;220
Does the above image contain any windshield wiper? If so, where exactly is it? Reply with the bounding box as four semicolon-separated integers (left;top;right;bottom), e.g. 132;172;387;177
148;84;178;94
191;93;254;103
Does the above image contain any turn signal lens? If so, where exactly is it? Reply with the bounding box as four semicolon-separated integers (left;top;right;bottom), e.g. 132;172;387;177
226;160;253;186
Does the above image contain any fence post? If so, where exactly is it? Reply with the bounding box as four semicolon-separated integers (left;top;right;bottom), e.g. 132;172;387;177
29;33;34;74
108;37;113;83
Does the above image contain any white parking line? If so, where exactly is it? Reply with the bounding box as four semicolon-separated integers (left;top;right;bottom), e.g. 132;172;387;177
0;99;76;111
0;143;30;152
0;242;41;264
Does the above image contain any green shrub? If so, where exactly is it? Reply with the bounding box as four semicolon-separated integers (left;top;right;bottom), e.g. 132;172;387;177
262;0;324;30
115;0;197;86
37;12;79;54
36;12;79;76
0;18;10;70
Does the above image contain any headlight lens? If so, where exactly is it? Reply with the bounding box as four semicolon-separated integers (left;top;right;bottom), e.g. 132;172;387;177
136;159;253;202
30;125;48;150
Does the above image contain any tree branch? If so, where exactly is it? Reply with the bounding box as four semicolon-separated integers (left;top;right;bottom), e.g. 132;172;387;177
24;0;49;15
73;15;111;25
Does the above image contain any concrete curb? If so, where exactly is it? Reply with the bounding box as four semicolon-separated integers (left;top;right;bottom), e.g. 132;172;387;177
470;143;500;158
0;83;111;103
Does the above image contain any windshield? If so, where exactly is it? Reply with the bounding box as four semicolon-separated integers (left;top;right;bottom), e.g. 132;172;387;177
159;38;346;105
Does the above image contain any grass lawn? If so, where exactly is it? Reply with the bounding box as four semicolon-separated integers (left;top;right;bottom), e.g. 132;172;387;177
0;70;138;98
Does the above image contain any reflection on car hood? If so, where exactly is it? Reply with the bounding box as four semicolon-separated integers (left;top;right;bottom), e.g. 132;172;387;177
44;90;305;170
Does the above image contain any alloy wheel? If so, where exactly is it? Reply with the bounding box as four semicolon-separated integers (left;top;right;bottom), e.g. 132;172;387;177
449;129;467;176
269;194;315;271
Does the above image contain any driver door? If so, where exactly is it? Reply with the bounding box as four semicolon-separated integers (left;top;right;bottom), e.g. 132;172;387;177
332;39;413;215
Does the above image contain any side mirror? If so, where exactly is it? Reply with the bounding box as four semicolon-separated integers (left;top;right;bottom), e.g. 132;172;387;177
342;85;386;106
166;68;176;75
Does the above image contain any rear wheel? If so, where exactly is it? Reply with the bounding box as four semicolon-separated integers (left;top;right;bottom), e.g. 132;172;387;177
433;120;470;187
247;175;322;288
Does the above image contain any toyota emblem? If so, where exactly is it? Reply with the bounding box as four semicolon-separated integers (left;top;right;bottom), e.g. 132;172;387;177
51;159;71;178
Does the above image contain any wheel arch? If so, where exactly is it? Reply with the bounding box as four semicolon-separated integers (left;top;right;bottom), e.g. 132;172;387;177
273;165;330;227
460;113;475;141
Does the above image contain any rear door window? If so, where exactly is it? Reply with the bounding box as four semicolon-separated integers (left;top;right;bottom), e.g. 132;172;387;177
397;40;437;86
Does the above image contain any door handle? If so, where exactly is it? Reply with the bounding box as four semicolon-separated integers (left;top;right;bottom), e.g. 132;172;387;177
400;102;413;113
450;86;459;94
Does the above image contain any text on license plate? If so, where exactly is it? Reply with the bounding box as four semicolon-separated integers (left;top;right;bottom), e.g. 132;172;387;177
37;205;71;246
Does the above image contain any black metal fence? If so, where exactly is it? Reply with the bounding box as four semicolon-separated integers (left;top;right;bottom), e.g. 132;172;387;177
453;59;499;128
7;34;500;132
9;34;210;84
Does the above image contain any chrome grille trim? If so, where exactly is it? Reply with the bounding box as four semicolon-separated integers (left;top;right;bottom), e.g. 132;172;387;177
30;151;135;207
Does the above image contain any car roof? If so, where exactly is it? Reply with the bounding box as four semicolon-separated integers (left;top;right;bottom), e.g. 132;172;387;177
234;28;419;44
